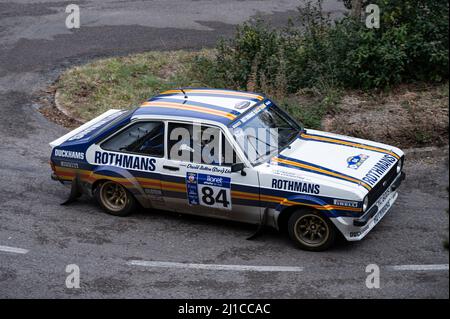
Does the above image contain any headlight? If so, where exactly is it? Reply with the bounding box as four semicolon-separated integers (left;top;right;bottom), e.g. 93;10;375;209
396;158;403;174
362;196;369;212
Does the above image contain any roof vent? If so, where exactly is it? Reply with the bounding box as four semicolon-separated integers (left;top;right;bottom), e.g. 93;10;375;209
235;101;250;110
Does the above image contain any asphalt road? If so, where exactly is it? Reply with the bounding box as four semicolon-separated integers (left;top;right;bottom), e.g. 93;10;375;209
0;0;448;299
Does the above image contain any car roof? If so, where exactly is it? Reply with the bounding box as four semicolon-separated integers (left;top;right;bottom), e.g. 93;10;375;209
132;88;265;125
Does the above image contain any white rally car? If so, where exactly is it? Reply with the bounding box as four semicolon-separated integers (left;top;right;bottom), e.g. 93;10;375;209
50;88;405;251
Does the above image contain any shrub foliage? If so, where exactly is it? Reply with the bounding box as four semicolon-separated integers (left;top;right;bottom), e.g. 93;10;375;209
193;0;449;92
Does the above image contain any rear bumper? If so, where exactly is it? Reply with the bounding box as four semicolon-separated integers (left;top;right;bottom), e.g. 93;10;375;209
51;173;72;185
354;171;406;227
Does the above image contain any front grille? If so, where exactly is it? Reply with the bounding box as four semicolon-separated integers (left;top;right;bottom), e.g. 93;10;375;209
367;156;403;207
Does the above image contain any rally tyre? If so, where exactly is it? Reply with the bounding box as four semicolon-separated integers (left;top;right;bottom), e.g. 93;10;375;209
287;209;336;251
95;181;136;217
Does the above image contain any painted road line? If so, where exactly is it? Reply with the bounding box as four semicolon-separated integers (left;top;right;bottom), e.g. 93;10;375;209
0;245;29;254
387;264;449;271
128;260;303;272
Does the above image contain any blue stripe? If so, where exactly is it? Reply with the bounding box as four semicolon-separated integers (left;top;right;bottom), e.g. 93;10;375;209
260;187;362;208
156;93;261;102
56;163;360;217
231;183;258;193
232;183;361;208
133;106;231;124
300;131;399;158
275;202;360;218
276;154;369;189
233;198;261;207
163;190;186;199
155;88;263;102
147;97;241;116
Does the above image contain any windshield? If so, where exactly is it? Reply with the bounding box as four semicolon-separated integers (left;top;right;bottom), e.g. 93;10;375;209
228;100;303;164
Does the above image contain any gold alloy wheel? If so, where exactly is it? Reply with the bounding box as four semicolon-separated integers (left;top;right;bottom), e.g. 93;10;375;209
100;181;128;212
293;213;330;247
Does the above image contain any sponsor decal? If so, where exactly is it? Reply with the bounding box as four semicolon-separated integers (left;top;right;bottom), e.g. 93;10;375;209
186;173;232;210
231;121;242;129
350;224;370;238
272;169;307;180
333;199;359;208
271;178;320;195
349;224;371;238
347;154;369;170
376;187;391;206
60;161;79;169
231;101;269;128
144;189;162;195
186;172;199;205
362;154;396;186
54;149;85;160
93;151;156;172
186;163;231;174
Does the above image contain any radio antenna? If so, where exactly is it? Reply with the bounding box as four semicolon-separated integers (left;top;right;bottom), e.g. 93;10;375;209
180;88;188;99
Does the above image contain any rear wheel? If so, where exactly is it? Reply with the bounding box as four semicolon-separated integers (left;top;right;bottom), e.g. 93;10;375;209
95;181;136;217
287;209;336;251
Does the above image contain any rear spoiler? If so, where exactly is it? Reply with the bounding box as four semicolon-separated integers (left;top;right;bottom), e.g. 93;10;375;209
49;109;123;149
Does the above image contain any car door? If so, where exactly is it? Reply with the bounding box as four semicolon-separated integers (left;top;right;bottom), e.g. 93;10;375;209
162;121;226;217
222;132;262;224
160;121;197;213
162;121;262;223
98;120;166;209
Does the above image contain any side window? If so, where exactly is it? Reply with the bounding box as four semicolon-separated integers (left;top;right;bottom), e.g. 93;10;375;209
221;133;241;166
101;121;164;157
168;122;194;162
167;122;222;165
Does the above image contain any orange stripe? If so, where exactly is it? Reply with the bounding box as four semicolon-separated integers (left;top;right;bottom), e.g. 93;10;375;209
53;166;361;212
161;89;264;100
301;133;400;159
272;157;372;191
231;190;260;200
141;101;236;120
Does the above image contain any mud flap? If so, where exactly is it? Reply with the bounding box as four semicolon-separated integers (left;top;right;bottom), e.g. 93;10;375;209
60;177;82;205
246;207;269;240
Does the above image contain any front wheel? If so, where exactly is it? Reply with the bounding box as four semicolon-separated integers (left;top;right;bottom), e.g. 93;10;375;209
95;181;136;217
287;210;336;251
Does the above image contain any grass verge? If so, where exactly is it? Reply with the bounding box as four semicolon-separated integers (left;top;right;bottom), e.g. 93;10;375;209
56;50;213;121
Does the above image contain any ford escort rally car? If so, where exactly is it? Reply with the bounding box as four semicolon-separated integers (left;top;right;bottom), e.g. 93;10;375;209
50;88;405;251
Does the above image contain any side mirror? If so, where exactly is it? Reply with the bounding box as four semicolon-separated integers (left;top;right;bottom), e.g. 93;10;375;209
231;163;246;175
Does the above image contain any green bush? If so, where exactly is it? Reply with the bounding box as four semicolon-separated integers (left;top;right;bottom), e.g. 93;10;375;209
194;0;449;92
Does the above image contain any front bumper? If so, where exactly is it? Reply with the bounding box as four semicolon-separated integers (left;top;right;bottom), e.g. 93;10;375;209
354;171;406;227
331;171;406;241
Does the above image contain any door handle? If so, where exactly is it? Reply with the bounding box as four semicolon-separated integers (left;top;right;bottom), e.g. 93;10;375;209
163;165;179;171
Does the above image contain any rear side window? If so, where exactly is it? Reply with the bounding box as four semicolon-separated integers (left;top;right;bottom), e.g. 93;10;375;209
168;122;222;164
101;121;164;157
221;133;241;166
167;122;239;166
167;122;195;162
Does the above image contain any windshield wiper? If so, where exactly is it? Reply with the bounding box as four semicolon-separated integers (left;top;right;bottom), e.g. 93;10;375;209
254;149;278;162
